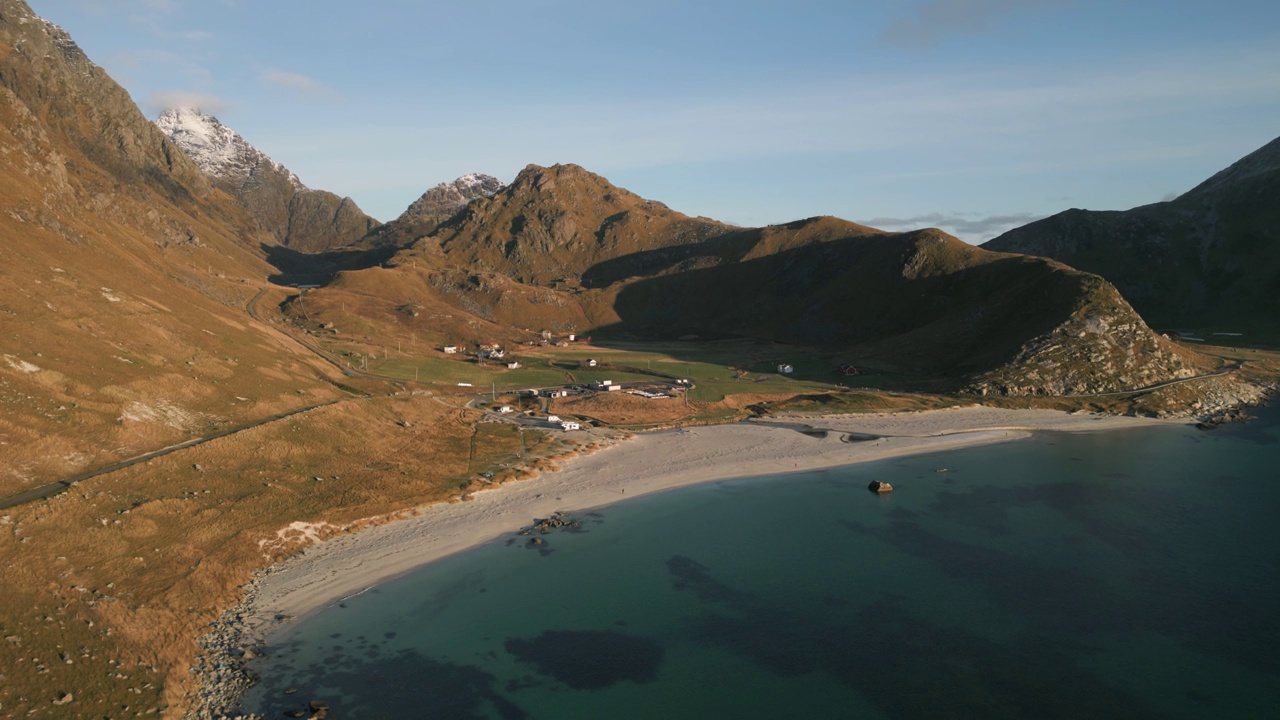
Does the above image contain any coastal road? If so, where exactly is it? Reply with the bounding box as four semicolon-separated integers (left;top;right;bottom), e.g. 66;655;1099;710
0;399;344;511
246;288;392;386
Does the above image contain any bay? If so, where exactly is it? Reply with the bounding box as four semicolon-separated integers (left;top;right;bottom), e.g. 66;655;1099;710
243;404;1280;719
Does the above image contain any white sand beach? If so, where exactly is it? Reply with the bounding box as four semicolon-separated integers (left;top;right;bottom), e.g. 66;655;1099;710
245;406;1186;629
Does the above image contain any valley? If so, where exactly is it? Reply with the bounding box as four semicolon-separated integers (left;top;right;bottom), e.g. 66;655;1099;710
0;0;1276;717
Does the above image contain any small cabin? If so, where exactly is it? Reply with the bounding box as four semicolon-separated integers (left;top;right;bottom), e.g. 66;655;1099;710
507;361;521;369
496;405;514;414
442;346;459;354
583;358;598;368
777;364;794;374
560;421;581;431
547;415;561;423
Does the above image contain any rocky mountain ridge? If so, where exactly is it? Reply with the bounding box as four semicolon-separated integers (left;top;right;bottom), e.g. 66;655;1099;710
311;168;1211;397
154;107;379;253
358;172;507;250
984;136;1280;331
404;163;734;284
155;107;305;190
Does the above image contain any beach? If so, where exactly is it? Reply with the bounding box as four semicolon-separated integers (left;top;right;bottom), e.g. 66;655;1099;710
244;406;1184;626
186;405;1192;716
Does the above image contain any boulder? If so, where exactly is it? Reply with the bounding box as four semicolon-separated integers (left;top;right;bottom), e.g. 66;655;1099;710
867;480;893;493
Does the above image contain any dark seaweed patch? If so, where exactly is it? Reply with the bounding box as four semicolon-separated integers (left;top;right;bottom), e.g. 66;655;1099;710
248;649;526;720
504;630;664;690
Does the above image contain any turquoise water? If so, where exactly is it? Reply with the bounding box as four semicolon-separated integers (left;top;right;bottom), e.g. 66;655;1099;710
244;405;1280;719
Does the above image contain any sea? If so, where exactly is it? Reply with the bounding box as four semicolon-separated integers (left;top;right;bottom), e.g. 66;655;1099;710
242;404;1280;719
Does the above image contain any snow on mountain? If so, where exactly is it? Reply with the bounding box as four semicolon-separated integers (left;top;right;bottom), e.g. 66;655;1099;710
397;173;506;227
406;173;505;214
154;107;305;190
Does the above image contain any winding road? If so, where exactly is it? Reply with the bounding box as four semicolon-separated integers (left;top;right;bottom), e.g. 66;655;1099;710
0;290;1253;511
0;399;343;511
0;287;380;511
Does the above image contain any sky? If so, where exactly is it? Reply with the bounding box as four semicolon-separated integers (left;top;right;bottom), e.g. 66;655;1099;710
32;0;1280;242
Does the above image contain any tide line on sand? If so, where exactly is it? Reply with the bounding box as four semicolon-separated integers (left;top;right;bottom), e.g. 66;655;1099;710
245;406;1185;626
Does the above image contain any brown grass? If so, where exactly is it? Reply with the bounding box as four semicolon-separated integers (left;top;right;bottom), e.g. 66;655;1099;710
0;394;566;718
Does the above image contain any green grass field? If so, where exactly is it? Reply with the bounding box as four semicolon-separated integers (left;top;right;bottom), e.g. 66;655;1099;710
350;339;861;402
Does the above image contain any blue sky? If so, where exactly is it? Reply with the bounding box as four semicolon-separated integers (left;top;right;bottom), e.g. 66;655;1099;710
34;0;1280;241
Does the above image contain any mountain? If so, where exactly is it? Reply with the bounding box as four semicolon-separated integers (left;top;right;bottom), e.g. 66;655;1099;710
401;173;506;233
155;107;378;252
357;172;505;253
402;163;734;283
984;137;1280;332
303;167;1206;396
0;1;343;494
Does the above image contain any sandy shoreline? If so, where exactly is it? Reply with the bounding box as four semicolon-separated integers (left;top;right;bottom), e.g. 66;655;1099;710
245;406;1185;627
189;406;1190;716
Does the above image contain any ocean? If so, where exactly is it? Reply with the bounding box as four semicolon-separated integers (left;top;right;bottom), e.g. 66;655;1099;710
242;404;1280;719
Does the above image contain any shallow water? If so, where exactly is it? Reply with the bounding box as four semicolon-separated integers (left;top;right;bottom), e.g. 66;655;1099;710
244;405;1280;719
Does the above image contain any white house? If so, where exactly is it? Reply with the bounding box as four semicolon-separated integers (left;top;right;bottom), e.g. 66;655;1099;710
584;358;598;367
547;415;561;423
567;333;576;342
442;346;459;354
496;405;514;414
560;421;581;431
777;364;794;374
507;361;521;369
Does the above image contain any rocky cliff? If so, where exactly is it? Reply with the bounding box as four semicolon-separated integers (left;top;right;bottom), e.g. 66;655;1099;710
155;107;379;252
984;136;1280;331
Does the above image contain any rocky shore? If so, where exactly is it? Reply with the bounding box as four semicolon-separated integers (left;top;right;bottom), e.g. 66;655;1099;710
184;573;270;720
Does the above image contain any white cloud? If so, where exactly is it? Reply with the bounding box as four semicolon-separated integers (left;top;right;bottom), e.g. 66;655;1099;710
126;11;211;40
147;90;224;114
259;69;336;99
861;211;1047;242
879;0;1066;48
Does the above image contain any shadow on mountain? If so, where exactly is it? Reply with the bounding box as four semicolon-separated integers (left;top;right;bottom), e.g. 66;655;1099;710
585;232;1093;381
581;227;755;288
262;242;397;287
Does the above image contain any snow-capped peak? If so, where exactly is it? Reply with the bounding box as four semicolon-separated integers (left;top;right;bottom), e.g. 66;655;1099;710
454;173;503;191
154;107;305;190
400;173;506;223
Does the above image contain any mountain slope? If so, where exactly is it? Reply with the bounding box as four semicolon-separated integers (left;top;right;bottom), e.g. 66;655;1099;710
984;137;1280;331
155;107;378;252
400;163;734;284
303;169;1206;395
0;1;343;495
